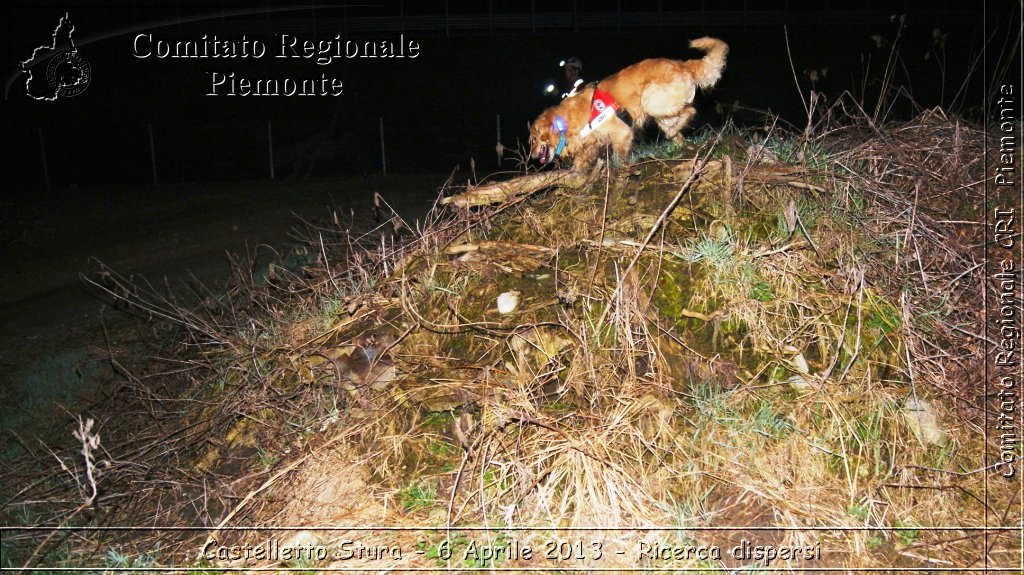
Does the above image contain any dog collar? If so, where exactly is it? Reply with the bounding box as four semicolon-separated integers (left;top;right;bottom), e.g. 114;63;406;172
553;115;567;157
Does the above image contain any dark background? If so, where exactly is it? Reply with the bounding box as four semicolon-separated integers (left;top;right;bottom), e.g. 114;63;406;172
0;1;1016;190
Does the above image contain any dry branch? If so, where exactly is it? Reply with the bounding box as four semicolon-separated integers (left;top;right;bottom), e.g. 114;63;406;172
445;240;554;256
440;169;588;208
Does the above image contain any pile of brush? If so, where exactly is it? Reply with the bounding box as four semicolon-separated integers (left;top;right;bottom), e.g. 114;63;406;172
2;106;1006;571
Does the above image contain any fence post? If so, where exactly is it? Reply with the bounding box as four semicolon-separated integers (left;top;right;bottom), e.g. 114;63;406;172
267;120;275;180
37;127;51;193
379;117;387;176
148;123;159;185
496;113;503;166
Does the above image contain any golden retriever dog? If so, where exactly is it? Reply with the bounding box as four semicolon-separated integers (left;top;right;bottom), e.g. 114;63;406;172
529;37;728;169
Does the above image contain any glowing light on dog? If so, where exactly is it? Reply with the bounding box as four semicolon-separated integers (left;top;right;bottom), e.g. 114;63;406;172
553;115;567;157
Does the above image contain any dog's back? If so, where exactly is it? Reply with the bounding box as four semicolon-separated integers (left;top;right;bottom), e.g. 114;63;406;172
598;37;727;140
602;37;728;110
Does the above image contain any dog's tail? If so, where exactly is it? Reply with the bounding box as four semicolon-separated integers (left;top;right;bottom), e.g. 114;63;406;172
688;37;729;89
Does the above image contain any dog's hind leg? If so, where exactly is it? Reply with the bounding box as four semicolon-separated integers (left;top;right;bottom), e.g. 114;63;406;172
656;106;697;142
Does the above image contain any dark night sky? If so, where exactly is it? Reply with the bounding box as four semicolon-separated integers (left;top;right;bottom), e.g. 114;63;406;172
0;1;1013;189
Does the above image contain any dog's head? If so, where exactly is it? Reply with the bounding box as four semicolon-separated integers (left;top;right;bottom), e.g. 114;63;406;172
530;87;595;165
528;107;567;165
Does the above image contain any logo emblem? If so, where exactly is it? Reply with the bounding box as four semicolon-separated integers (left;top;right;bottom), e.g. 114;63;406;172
20;12;91;101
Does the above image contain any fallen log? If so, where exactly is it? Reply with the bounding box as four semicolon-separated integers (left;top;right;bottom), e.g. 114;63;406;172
440;169;589;208
672;157;826;192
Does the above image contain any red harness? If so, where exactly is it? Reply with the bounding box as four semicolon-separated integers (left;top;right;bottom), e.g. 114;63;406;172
589;88;620;123
579;87;625;139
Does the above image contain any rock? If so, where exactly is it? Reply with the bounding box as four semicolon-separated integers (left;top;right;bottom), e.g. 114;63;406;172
902;396;947;447
497;290;520;314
